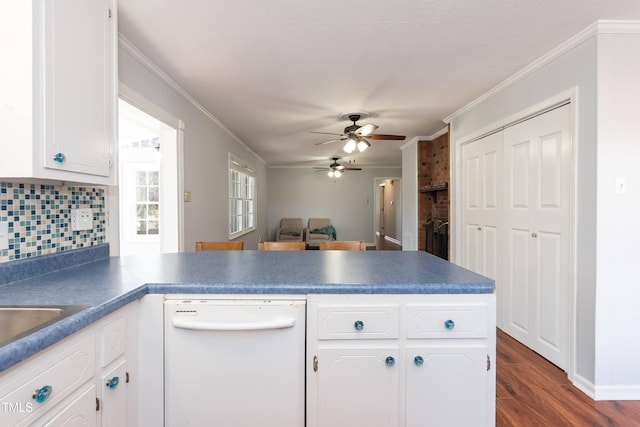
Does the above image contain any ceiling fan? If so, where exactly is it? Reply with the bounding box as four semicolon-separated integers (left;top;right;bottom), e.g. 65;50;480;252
311;112;406;153
313;157;361;178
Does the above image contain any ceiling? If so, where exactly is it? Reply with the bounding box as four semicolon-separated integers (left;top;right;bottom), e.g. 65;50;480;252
117;0;640;169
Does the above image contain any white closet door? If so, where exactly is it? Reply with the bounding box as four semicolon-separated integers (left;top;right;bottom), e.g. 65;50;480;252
461;132;502;323
502;104;571;370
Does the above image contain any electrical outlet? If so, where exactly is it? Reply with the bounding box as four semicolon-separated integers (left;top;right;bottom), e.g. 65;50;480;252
71;208;93;231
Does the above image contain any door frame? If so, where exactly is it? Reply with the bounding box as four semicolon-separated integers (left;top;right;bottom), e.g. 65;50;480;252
451;88;578;381
107;83;185;255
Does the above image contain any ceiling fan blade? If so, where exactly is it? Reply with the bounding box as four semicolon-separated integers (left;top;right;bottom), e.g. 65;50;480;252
366;134;406;141
356;123;378;136
314;138;343;146
343;167;362;171
310;131;343;136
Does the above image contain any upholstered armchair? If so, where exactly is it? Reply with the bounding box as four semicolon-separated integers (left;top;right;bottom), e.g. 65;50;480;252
275;218;304;242
305;218;336;246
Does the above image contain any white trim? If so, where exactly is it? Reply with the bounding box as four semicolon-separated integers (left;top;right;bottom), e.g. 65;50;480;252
228;153;257;240
443;20;640;124
118;34;265;165
113;91;186;254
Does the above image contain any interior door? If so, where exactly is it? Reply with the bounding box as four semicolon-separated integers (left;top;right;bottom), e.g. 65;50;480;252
502;104;571;370
461;131;502;323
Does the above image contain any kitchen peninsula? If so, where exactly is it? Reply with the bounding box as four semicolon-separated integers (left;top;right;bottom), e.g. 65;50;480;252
0;245;495;426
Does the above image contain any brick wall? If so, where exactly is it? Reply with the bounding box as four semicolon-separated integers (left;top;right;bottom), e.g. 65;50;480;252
418;131;450;256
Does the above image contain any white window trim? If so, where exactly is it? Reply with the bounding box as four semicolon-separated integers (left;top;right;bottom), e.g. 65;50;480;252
228;153;256;239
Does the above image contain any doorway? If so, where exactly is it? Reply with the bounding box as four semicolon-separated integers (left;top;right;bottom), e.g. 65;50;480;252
115;97;182;256
374;178;402;245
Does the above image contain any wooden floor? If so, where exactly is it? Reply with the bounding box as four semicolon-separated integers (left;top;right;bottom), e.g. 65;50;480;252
374;234;402;250
496;328;640;426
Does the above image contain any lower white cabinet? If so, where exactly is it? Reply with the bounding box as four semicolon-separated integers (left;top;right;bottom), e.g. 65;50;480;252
0;305;135;427
316;347;400;427
405;345;490;426
35;384;97;427
307;294;496;427
99;360;127;427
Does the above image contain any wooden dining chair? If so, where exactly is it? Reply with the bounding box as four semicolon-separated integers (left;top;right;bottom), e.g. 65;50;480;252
196;241;244;251
318;240;366;251
258;241;306;251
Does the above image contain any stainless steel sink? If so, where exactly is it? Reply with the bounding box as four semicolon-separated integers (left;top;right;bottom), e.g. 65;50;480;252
0;305;89;347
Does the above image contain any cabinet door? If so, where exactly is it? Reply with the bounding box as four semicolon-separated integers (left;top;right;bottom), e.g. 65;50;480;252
406;345;490;427
314;347;399;427
34;384;97;427
99;360;126;427
42;0;114;176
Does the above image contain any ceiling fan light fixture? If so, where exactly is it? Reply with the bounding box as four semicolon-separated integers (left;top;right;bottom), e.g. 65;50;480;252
343;138;357;153
328;170;334;177
357;138;371;152
334;170;342;178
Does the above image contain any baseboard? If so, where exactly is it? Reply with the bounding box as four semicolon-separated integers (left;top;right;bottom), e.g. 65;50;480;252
384;235;401;245
573;373;640;400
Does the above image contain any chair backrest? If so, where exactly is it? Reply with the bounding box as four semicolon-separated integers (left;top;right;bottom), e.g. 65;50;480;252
280;218;303;229
196;241;244;251
258;241;306;251
318;240;366;251
308;218;331;230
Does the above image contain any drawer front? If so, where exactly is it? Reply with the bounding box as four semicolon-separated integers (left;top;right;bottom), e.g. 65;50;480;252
99;315;126;367
317;305;399;339
407;304;488;338
0;334;96;426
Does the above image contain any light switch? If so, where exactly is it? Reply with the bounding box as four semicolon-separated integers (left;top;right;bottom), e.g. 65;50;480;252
616;177;627;195
0;221;8;250
71;208;93;231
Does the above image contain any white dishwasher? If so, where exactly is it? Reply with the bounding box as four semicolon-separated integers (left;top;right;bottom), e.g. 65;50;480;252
164;298;306;427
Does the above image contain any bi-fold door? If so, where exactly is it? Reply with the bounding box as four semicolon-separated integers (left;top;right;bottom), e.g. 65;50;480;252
461;103;571;370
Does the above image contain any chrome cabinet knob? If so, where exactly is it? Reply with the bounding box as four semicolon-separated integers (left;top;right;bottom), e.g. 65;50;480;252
354;320;364;331
385;356;395;367
52;153;66;163
414;355;424;366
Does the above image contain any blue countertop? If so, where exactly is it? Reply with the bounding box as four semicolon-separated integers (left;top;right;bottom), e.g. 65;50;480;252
0;245;493;372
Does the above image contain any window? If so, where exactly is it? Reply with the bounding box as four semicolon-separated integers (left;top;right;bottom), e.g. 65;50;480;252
136;170;160;235
229;154;256;238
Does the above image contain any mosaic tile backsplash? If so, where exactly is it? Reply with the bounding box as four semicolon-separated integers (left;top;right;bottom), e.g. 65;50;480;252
0;182;106;262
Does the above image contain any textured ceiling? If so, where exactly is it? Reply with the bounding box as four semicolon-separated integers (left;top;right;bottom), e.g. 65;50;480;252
117;0;640;169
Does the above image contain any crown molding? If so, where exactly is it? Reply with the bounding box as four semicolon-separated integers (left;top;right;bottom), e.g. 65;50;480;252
117;34;265;165
443;20;640;124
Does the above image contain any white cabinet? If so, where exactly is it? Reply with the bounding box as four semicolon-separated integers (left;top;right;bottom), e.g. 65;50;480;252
96;312;129;427
0;305;135;427
35;384;97;427
0;334;96;426
0;0;117;184
315;347;400;427
307;294;496;427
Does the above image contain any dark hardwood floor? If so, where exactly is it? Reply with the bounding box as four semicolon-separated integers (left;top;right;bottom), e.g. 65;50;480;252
496;328;640;426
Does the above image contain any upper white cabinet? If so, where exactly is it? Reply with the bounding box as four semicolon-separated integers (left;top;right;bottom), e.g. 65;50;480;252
0;0;117;185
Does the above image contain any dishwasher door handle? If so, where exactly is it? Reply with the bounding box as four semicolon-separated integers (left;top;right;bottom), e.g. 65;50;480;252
172;316;296;331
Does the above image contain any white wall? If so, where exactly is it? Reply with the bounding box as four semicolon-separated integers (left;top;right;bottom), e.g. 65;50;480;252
447;22;640;399
401;139;418;250
595;32;640;395
118;42;267;251
266;167;401;243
